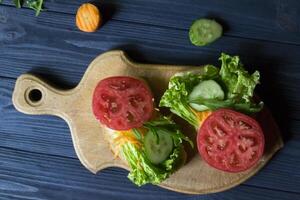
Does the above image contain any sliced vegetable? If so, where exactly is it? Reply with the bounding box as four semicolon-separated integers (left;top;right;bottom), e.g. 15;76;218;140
160;53;265;173
197;109;265;172
144;129;174;164
93;76;194;185
189;18;222;46
143;116;194;149
159;65;219;128
189;80;224;111
76;3;102;32
189;97;263;114
114;116;193;186
92;76;154;130
160;53;263;126
122;142;169;186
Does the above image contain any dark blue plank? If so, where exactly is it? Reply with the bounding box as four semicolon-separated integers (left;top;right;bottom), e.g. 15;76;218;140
246;139;300;193
0;77;75;158
1;4;300;129
0;147;298;200
1;4;300;72
1;6;300;115
2;0;300;45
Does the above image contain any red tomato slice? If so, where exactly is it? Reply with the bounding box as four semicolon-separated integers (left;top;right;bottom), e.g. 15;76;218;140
197;109;265;172
92;76;154;130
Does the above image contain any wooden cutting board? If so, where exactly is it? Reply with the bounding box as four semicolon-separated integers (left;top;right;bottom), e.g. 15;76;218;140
12;50;283;194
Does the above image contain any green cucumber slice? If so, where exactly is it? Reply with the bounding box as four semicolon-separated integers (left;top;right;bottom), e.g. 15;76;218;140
144;130;173;164
188;80;224;111
189;18;222;46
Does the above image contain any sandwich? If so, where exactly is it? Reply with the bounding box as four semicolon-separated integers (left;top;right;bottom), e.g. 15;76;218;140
159;53;265;172
92;76;192;186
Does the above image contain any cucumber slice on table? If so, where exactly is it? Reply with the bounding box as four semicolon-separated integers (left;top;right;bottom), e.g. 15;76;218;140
144;130;173;164
189;80;224;111
189;18;222;46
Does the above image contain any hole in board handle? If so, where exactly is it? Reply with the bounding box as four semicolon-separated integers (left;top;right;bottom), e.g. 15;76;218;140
25;88;44;106
29;89;42;103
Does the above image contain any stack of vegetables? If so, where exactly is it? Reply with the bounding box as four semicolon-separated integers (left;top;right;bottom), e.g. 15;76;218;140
160;53;263;128
160;53;265;172
111;116;192;186
92;76;192;186
92;53;266;184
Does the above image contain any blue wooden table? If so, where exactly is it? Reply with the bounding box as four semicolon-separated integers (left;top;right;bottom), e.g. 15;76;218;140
0;0;300;199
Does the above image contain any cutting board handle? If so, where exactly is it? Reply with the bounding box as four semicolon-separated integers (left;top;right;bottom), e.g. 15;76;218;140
12;74;70;117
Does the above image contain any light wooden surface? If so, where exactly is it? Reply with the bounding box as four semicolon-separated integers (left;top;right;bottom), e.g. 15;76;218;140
12;50;283;194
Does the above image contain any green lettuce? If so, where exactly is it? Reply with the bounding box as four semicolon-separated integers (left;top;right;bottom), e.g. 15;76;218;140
2;0;44;16
122;143;168;186
159;65;219;128
121;116;192;186
159;53;263;127
189;97;263;114
219;53;260;103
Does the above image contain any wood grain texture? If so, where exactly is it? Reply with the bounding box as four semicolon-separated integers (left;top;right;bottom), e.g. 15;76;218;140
2;0;300;45
0;5;300;124
0;77;76;158
0;147;298;200
1;5;300;81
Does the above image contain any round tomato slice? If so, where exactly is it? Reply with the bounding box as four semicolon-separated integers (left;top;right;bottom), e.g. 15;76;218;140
197;109;265;172
92;76;154;130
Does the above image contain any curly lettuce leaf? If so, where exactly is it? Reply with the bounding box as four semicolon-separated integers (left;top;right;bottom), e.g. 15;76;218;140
160;53;263;127
144;116;194;148
159;65;218;128
219;53;260;103
121;116;192;186
122;143;168;186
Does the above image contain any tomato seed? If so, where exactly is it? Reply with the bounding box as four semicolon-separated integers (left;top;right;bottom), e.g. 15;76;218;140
103;113;110;121
217;145;224;150
229;153;239;166
126;111;135;122
107;100;121;113
249;151;257;161
213;126;227;137
217;140;227;150
206;146;213;156
129;95;144;108
110;82;129;90
223;115;236;127
238;121;252;130
239;135;255;147
129;99;138;108
101;94;114;102
238;145;247;153
206;136;214;144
